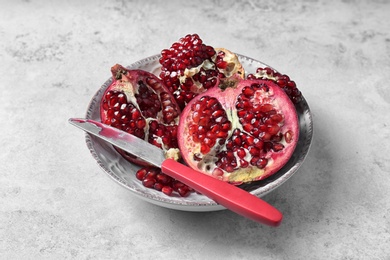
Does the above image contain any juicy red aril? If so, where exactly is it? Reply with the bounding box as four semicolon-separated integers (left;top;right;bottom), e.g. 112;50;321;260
177;187;191;197
154;183;163;191
136;167;192;197
155;173;169;184
285;130;293;143
162;186;173;196
142;178;156;188
215;50;228;70
135;168;147;181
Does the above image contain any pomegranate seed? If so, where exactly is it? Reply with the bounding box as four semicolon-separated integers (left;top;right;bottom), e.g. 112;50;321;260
262;132;272;141
201;143;211;154
260;104;274;113
285;130;293;143
172;181;185;191
240;159;249;168
249;146;260;156
156;174;170;185
221;122;231;131
236;148;246;158
271;133;283;142
267;124;280;135
212;168;224;177
263;142;273;151
142;178;156;188
254;138;263;149
210;124;220;133
192;111;200;123
245;135;255;145
212;109;224;118
243;86;255;96
243;123;253;132
256;158;268;169
162;186;173;196
273;143;285;152
145;169;158;180
136;168;147;181
178;187;190;197
270;114;284;123
154;183;163;191
276;79;287;87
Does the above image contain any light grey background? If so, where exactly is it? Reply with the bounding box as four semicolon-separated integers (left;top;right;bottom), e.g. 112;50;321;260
1;0;389;259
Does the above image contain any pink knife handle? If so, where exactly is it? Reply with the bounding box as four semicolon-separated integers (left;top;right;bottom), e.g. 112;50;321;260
161;159;283;227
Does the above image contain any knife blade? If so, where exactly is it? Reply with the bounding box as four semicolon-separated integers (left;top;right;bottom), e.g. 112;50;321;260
69;118;283;226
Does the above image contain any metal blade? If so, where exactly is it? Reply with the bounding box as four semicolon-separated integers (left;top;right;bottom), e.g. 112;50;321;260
69;118;165;167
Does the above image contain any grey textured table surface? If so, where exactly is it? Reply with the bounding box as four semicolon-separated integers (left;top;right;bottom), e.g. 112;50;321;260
1;0;389;259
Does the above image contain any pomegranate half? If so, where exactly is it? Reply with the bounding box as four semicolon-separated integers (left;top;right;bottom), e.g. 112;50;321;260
100;64;181;165
178;78;299;184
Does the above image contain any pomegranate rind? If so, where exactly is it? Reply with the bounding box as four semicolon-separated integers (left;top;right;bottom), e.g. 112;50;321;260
178;79;299;184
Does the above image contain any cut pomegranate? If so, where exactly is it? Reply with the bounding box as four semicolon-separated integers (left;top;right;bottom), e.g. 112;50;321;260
178;78;299;184
100;64;181;165
159;34;244;109
247;67;302;104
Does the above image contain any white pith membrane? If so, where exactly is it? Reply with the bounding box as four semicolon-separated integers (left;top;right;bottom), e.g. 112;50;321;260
179;59;215;91
112;75;180;159
183;83;295;183
253;69;278;81
177;48;244;95
214;47;245;78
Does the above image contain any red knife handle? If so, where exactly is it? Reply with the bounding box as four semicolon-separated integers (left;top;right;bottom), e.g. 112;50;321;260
161;159;283;227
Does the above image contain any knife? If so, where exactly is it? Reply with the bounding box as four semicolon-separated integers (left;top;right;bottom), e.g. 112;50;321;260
69;118;283;226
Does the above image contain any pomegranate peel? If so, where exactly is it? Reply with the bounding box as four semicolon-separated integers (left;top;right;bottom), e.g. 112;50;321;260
178;78;299;184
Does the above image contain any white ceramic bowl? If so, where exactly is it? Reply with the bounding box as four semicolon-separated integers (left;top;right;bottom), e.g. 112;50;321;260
84;54;313;212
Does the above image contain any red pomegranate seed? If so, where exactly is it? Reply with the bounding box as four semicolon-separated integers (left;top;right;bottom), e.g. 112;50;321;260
136;168;147;181
212;168;224;177
156;173;171;185
249;146;260;156
236;148;246;158
178;187;190;197
162;186;173;196
154;183;163;191
285;130;293;143
267;124;280;136
142;178;156;188
273;143;285;152
240;159;249;168
172;181;185;191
